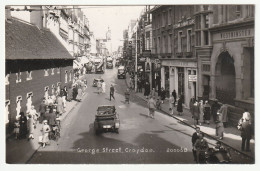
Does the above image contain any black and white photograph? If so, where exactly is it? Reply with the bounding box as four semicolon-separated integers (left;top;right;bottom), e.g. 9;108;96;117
2;1;258;167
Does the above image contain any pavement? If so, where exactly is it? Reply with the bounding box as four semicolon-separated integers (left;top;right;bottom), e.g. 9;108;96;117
6;75;86;164
125;73;255;159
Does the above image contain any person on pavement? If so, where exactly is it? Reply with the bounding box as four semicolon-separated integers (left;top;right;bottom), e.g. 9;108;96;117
56;95;64;115
39;99;46;124
97;80;102;94
67;86;73;102
219;103;228;127
125;88;130;104
203;101;211;124
193;100;200;125
41;120;50;148
199;100;204;125
172;90;177;107
27;114;35;141
110;84;115;101
169;95;174;115
19;112;28;139
189;96;196;118
148;96;156;119
160;87;166;104
72;85;78;100
238;110;253;152
28;105;39;125
216;110;224;140
102;81;106;93
192;127;201;162
48;107;57;130
76;85;83;102
211;99;221;122
177;96;183;116
144;81;150;99
194;133;209;163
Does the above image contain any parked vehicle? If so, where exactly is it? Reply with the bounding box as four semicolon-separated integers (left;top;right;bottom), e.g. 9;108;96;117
94;105;120;135
92;78;104;87
117;66;126;79
106;61;113;69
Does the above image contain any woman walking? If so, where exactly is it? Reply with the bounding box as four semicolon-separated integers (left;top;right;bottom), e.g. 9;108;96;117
42;120;50;148
177;96;183;116
27;115;35;140
193;101;200;125
56;95;64;115
76;85;83;102
19;112;27;139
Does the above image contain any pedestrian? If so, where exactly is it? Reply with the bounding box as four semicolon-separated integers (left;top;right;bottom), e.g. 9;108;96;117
177;96;183;116
13;119;20;139
144;81;150;99
151;88;156;97
137;79;142;92
148;96;156;119
109;84;115;101
219;104;228;127
241;109;252;124
156;98;161;110
160;87;166;104
169;95;174;115
56;95;64;115
27;115;35;140
172;90;177;107
41;120;50;148
67;86;73;102
72;85;78;100
192;127;201;162
193;101;200;125
97;80;102;94
194;133;209;163
102;81;106;93
125;88;130;104
19;112;27;139
199;100;204;124
76;85;83;102
211;99;221;122
189;96;196;118
61;87;67;109
39;99;46;124
28;105;39;125
203;101;211;124
238;113;253;152
216;110;224;140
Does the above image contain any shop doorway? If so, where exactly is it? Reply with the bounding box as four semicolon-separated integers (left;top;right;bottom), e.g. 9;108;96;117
178;67;185;101
215;51;236;105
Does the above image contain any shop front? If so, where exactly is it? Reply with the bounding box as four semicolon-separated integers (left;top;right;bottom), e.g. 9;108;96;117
161;59;197;107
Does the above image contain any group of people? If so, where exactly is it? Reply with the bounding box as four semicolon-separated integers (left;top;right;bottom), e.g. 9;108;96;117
96;79;115;101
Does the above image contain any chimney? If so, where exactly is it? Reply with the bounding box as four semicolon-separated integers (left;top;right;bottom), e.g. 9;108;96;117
30;6;43;29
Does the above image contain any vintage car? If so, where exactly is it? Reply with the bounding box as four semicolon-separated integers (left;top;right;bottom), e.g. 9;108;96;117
92;78;104;87
106;61;113;69
94;105;120;134
117;66;126;79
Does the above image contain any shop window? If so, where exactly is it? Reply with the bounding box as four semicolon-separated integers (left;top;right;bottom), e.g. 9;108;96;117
57;67;60;74
44;69;49;76
5;74;9;85
26;71;32;80
187;29;192;52
178;31;183;52
16;72;22;83
51;68;55;75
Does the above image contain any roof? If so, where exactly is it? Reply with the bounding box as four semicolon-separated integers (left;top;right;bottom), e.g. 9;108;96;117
6;18;74;60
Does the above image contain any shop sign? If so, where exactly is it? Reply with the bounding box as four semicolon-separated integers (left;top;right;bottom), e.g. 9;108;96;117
214;28;254;41
188;75;197;82
162;60;196;68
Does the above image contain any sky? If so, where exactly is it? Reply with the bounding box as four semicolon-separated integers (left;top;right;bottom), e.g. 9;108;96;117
82;6;145;52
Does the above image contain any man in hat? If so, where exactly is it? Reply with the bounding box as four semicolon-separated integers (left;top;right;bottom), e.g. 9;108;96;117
216;110;224;140
211;99;221;122
110;84;115;101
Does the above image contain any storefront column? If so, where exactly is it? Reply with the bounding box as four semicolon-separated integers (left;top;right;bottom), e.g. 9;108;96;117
161;66;165;89
169;67;175;96
174;67;178;97
184;68;189;106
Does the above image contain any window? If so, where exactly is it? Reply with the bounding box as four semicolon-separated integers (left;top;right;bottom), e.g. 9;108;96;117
196;31;201;46
168;9;172;25
51;68;55;75
5;74;9;85
157;37;161;54
26;71;32;80
153;38;156;53
65;70;68;83
202;64;211;72
44;69;49;76
204;14;209;28
178;31;183;52
69;70;72;82
16;72;22;83
168;34;172;53
187;30;192;52
236;5;241;17
204;31;209;45
5;100;10;124
57;67;60;74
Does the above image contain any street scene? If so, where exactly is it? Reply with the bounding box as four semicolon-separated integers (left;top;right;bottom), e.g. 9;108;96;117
5;5;255;164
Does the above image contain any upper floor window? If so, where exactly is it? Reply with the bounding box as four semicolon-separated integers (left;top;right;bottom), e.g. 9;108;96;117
69;70;72;82
168;34;172;53
16;72;22;83
26;71;32;80
57;67;60;74
236;5;241;18
65;70;68;83
178;31;183;52
5;74;9;85
187;30;192;52
44;69;49;76
204;14;209;28
168;9;172;25
51;68;55;75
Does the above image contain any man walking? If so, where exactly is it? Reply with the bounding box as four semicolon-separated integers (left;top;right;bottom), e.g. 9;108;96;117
110;84;115;101
148;96;156;119
172;90;177;107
